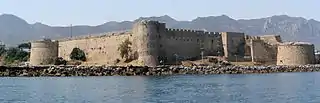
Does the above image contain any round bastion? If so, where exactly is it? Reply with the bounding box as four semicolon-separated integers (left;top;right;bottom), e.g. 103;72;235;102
132;20;162;66
29;39;59;65
276;42;315;65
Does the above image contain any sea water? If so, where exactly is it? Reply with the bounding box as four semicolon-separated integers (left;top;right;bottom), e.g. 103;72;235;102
1;73;320;103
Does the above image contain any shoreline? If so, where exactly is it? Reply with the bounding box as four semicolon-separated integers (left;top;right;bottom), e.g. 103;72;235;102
0;65;320;77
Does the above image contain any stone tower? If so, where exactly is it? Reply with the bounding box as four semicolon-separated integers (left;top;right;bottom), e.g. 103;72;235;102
277;42;315;65
30;39;59;65
221;32;245;61
132;20;164;66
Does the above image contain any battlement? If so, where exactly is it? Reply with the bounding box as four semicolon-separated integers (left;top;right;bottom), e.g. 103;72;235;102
165;28;221;37
246;35;261;40
137;20;166;26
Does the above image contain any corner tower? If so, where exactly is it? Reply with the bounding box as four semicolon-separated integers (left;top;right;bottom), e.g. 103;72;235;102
277;42;315;65
132;20;165;66
29;39;59;65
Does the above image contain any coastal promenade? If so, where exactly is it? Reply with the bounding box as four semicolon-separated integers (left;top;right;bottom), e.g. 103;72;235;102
1;65;320;77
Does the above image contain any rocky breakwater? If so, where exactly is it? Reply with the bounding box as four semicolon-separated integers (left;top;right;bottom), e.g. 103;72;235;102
1;65;320;77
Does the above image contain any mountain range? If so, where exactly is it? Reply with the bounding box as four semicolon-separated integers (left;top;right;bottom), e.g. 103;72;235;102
0;14;320;49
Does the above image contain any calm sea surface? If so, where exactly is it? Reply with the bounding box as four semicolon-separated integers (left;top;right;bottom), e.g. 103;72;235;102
1;73;320;103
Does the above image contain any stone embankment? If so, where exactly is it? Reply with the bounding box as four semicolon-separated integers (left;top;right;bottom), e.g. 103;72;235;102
1;65;320;77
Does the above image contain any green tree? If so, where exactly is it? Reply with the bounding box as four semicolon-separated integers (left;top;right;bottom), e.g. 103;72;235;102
18;42;31;49
70;47;86;61
117;38;132;60
4;47;29;64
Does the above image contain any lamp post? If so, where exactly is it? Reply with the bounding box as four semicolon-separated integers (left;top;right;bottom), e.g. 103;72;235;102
174;53;178;65
200;48;204;65
217;51;221;65
235;55;238;63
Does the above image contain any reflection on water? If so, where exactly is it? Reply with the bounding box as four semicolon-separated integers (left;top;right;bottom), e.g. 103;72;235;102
1;73;320;103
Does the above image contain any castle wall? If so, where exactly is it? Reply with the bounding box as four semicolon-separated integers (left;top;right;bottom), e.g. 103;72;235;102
277;42;315;65
250;39;277;63
245;35;281;63
30;20;249;66
221;32;245;61
30;39;58;65
58;31;136;65
259;35;282;44
160;28;223;63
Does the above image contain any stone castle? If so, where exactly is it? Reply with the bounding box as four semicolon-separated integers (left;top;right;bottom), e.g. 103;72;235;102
29;20;316;66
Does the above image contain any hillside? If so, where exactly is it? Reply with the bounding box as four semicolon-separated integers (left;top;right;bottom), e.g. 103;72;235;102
0;14;320;49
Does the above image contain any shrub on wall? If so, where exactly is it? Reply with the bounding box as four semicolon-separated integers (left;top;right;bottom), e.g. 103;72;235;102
70;47;86;61
54;57;67;65
118;38;132;61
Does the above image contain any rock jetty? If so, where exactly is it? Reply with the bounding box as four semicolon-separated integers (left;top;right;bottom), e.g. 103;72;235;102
1;65;320;77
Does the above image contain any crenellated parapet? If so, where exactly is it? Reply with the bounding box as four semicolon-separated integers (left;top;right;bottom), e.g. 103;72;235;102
165;28;221;38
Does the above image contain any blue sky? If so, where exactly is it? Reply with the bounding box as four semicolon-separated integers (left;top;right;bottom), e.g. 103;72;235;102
0;0;318;26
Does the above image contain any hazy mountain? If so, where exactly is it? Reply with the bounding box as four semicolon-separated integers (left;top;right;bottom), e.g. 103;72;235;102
1;14;320;49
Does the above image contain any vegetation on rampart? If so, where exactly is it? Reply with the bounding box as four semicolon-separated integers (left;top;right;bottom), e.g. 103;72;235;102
70;47;86;61
118;38;132;61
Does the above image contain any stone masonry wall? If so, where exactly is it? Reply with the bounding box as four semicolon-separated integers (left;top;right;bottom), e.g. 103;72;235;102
131;20;165;66
250;39;277;63
161;28;223;63
58;31;137;65
277;43;315;65
57;21;224;66
30;39;58;65
245;35;282;63
221;32;245;61
30;20;246;66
